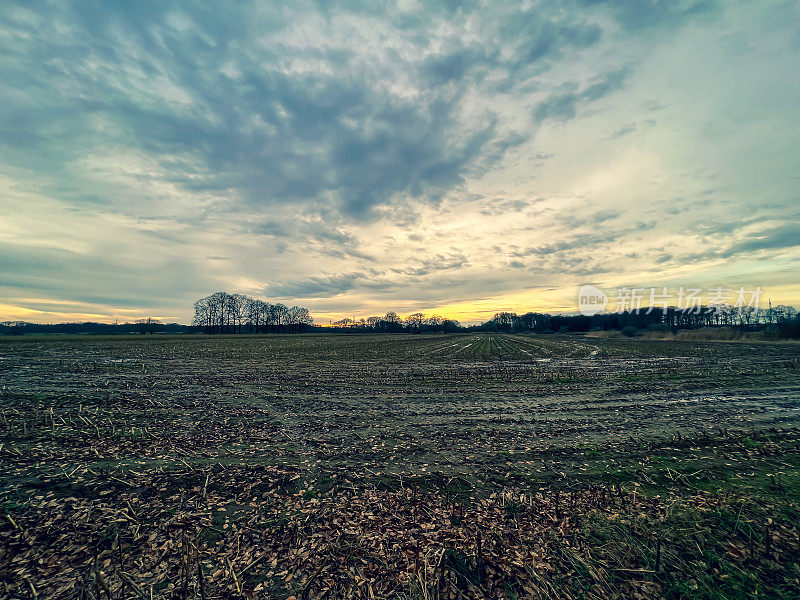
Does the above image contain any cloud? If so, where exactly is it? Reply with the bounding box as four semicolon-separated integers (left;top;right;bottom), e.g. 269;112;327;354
608;122;637;139
0;1;608;222
582;0;717;31
403;252;470;276
479;197;542;216
250;218;375;260
561;208;622;228
729;223;800;254
534;68;630;122
266;272;377;299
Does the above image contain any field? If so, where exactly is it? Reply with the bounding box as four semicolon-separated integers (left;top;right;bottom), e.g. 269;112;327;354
1;333;799;599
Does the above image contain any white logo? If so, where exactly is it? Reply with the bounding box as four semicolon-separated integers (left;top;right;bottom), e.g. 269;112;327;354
578;285;608;316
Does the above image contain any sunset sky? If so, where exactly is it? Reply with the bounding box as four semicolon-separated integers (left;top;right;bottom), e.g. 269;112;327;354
1;1;798;325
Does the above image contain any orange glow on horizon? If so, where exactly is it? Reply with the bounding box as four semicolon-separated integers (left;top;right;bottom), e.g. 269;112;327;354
2;283;799;326
0;303;174;325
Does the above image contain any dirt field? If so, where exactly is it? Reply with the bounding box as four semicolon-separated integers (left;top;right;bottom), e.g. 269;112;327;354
1;334;799;599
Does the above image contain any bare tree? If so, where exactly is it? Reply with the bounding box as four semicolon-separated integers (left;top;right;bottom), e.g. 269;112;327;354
288;306;313;328
208;291;229;333
193;297;212;333
245;297;262;333
259;301;273;330
773;305;798;323
271;303;289;327
406;312;425;332
425;315;444;331
229;294;248;334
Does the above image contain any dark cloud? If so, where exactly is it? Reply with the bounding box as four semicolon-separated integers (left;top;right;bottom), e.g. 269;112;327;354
479;198;539;216
581;0;717;31
678;223;800;263
534;68;629;122
421;45;493;87
266;250;471;300
725;223;800;255
561;209;622;228
510;221;652;259
608;122;637;139
266;272;378;299
403;252;470;277
0;1;618;224
498;14;603;71
250;219;374;261
592;209;622;223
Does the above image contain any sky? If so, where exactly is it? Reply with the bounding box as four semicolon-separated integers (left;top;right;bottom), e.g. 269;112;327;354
1;0;798;325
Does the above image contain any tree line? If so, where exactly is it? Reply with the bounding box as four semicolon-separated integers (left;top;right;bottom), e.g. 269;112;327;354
477;304;800;337
3;300;798;338
329;312;462;333
0;320;193;336
192;291;313;334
